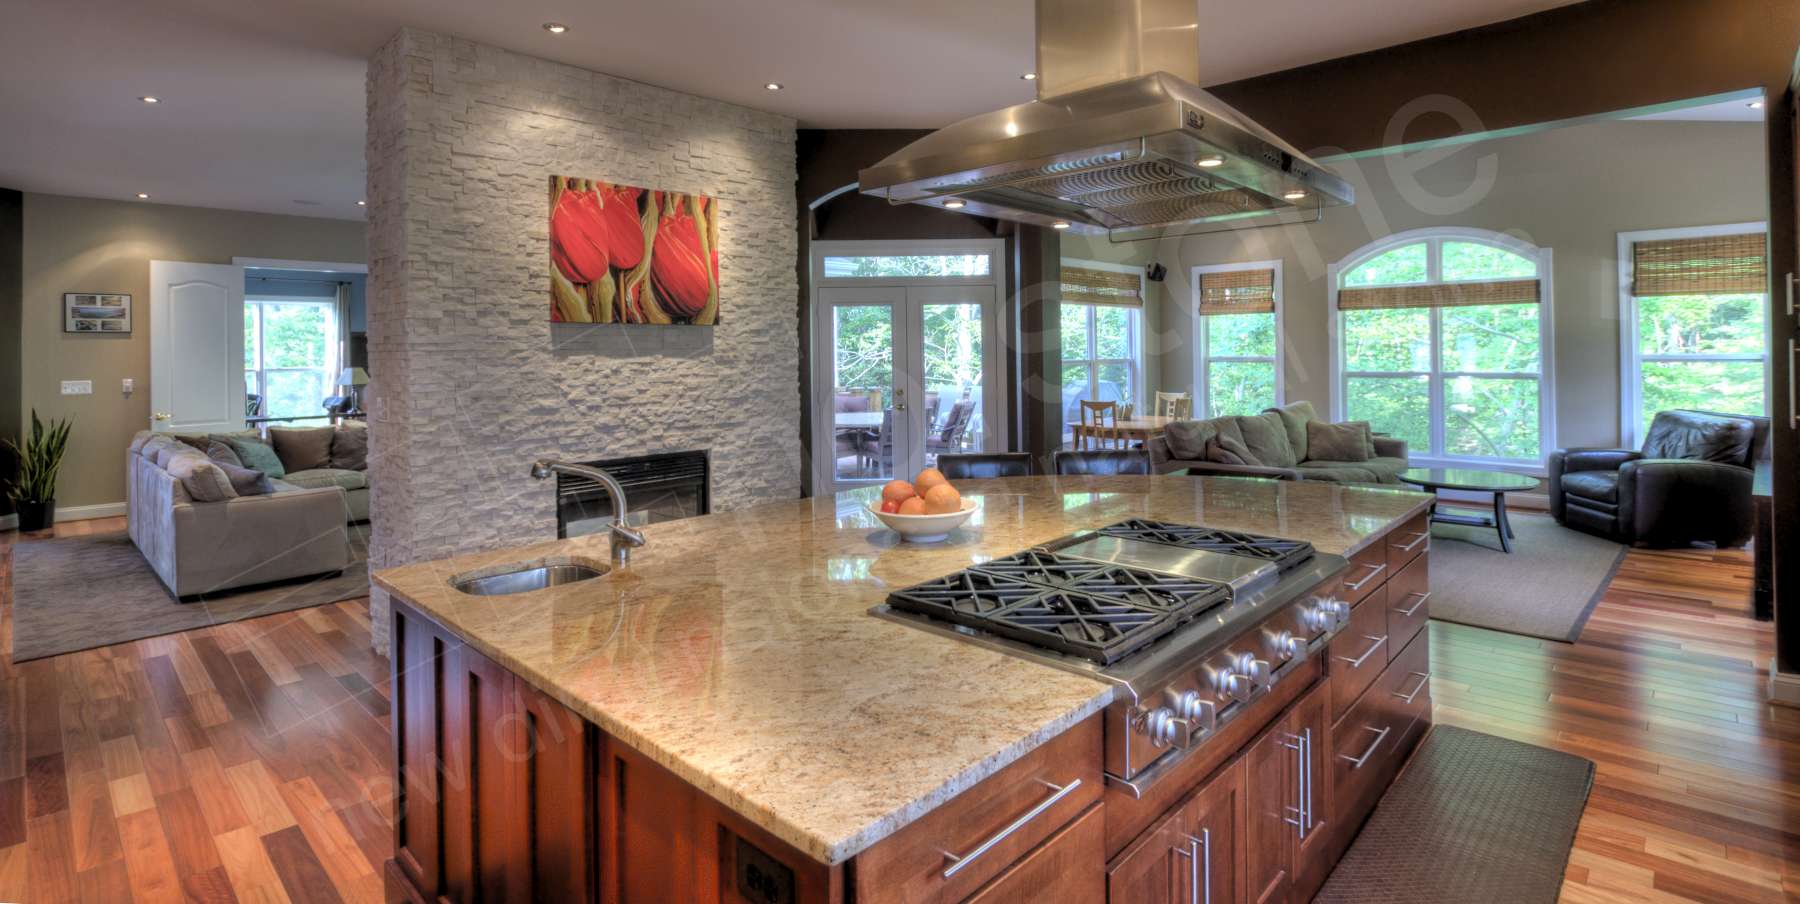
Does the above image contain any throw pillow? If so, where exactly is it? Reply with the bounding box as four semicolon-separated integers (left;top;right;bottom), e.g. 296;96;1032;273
330;422;368;470
214;461;275;496
1206;434;1258;466
204;440;244;468
172;434;212;453
269;426;334;473
1263;401;1317;463
152;443;188;470
1306;420;1375;462
1240;412;1298;469
225;435;286;479
1163;418;1218;461
165;453;237;502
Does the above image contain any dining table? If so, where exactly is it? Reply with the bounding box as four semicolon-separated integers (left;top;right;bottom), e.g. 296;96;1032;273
1070;414;1178;448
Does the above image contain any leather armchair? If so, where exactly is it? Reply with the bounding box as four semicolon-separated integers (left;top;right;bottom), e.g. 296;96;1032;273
1549;409;1767;547
936;452;1031;479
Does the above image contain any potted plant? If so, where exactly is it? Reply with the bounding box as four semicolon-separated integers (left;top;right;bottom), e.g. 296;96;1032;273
5;410;72;532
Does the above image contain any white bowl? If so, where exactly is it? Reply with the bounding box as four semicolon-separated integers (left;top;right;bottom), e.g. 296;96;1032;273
868;498;979;543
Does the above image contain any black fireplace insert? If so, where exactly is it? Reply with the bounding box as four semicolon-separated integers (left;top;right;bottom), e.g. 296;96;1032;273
556;449;710;538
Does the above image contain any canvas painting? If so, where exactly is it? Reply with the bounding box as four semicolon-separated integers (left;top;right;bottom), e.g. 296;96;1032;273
549;175;720;325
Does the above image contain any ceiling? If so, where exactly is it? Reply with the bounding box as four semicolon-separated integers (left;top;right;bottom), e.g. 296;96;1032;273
0;0;1593;220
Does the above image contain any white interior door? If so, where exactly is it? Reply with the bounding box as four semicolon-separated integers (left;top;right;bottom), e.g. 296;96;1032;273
150;261;245;433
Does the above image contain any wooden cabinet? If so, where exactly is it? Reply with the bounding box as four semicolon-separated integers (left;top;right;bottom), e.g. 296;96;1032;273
1327;587;1388;723
969;804;1106;904
1108;757;1242;904
1242;678;1330;904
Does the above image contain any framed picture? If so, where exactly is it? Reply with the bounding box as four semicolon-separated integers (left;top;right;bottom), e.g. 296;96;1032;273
64;293;131;334
548;175;720;325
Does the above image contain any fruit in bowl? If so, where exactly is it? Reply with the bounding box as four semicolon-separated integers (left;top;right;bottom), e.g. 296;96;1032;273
869;469;977;543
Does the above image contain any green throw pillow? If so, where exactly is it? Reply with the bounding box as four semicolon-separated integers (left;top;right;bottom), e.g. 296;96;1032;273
226;436;286;479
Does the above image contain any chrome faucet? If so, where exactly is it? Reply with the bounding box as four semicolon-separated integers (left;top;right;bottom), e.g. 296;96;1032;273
530;459;646;566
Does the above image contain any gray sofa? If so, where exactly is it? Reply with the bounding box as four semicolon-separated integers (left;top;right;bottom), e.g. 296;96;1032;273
128;431;352;598
1146;401;1410;484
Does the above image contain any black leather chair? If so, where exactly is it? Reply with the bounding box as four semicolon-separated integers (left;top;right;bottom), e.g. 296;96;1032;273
937;452;1031;479
1549;409;1769;547
1053;449;1153;476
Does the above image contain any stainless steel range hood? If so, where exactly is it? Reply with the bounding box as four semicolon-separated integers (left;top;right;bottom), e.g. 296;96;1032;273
857;0;1353;239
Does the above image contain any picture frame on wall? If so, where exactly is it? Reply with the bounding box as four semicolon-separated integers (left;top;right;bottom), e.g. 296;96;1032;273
64;293;132;334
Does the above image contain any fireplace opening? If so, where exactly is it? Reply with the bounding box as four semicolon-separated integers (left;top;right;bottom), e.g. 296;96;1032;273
556;449;710;538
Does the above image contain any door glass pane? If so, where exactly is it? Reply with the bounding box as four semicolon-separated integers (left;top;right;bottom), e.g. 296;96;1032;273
1343;308;1430;371
1345;375;1429;453
1441;242;1536;280
1342;243;1427;286
1093;307;1132;359
1207;312;1276;358
1446;376;1539;459
922;303;985;467
1637;294;1765;355
1640;360;1764;440
822;254;990;278
1441;304;1540;373
1207;362;1276;417
262;370;328;420
831;305;895;482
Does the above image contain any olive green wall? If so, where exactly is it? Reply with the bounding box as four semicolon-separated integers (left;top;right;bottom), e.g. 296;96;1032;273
1064;117;1768;454
18;193;365;510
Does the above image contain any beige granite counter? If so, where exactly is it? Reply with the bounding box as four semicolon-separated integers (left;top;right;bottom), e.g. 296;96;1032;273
373;475;1431;864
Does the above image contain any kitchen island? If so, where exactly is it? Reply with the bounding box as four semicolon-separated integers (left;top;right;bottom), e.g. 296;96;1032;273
377;475;1434;903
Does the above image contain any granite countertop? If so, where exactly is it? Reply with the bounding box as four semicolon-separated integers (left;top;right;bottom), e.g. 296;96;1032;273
373;475;1432;864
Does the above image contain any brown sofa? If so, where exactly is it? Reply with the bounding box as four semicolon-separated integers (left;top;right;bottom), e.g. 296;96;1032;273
1146;401;1410;484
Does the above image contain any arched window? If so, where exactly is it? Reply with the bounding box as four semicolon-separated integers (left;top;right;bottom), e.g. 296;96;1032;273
1330;228;1553;465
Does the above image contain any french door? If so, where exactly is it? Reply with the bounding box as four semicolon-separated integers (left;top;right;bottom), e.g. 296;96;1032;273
810;241;1006;494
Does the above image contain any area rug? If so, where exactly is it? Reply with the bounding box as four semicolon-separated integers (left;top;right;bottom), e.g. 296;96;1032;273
1314;725;1594;904
9;525;369;662
1425;511;1626;642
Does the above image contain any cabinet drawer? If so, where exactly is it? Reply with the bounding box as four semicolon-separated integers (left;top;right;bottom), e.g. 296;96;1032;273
1385;510;1432;573
967;803;1104;904
1329;635;1429;835
1338;542;1389;606
1384;632;1432;728
1385;555;1430;661
855;716;1102;903
1328;585;1389;723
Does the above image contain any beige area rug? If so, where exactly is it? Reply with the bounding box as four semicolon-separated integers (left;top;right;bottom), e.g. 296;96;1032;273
9;524;369;662
1425;512;1626;642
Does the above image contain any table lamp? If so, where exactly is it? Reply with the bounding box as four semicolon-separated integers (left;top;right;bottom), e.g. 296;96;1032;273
338;367;370;414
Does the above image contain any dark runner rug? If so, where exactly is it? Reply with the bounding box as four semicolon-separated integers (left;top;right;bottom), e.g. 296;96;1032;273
1313;725;1594;904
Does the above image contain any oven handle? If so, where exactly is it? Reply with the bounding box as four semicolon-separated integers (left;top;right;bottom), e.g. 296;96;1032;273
941;777;1082;878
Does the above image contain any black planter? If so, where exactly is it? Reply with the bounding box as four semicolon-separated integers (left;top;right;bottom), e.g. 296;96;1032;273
15;500;54;532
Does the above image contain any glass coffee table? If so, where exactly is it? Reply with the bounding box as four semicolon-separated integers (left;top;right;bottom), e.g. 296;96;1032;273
1399;467;1540;554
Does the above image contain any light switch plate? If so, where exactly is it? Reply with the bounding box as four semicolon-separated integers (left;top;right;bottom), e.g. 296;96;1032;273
60;380;93;395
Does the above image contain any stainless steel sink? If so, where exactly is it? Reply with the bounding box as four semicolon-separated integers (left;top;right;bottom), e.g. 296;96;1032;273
451;563;608;596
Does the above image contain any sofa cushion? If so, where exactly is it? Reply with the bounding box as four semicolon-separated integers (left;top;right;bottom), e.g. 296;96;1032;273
1306;420;1375;462
1206;434;1255;465
269;426;335;473
330;421;368;470
1264;401;1317;462
129;430;158;455
1641;410;1754;465
1298;456;1409;485
1561;470;1619;503
225;435;286;479
204;440;244;469
282;468;368;492
1164;418;1219;461
165;452;236;502
152;442;190;470
215;461;275;496
1239;412;1298;469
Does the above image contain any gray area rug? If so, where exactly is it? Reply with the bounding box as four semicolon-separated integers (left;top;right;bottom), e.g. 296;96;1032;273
1314;725;1595;904
1425;511;1626;642
10;525;369;662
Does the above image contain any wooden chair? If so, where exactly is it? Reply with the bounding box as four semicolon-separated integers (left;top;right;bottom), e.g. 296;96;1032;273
1155;391;1192;420
1077;400;1120;450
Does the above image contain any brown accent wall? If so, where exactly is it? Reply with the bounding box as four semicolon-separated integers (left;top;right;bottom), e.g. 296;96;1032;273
0;189;20;518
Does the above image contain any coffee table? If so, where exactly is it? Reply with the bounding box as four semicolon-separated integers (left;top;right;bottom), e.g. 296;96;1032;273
1399;467;1540;554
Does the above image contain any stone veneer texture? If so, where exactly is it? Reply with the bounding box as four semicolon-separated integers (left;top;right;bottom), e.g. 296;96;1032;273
364;29;801;652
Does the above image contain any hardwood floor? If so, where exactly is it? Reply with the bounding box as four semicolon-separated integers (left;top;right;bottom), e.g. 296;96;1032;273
2;518;1794;902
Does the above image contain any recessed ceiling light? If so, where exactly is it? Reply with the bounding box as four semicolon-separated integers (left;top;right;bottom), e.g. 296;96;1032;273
357;200;367;206
943;199;966;209
139;96;160;104
542;22;568;33
1195;154;1225;168
1283;189;1307;201
1021;73;1037;81
765;82;783;91
1748;100;1765;109
136;192;149;199
1051;220;1071;230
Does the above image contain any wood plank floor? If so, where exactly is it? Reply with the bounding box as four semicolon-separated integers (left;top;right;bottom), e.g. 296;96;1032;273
2;518;1795;902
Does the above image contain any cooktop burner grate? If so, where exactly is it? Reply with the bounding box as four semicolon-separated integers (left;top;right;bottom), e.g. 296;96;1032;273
1095;520;1315;571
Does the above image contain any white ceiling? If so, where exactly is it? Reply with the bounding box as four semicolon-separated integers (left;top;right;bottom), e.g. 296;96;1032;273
0;0;1590;220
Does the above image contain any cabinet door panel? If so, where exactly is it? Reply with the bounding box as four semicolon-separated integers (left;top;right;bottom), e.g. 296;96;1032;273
1107;806;1187;904
392;612;443;898
519;683;594;903
443;642;527;904
1242;729;1293;904
1184;761;1243;904
1288;681;1333;901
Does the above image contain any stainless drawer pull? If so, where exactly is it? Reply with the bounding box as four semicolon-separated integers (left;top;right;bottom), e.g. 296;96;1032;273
1394;531;1430;553
1340;724;1392;769
1394;671;1431;704
1787;271;1795;318
1343;562;1387;592
1791;338;1798;428
1393;591;1431;617
1335;634;1387;669
941;777;1082;878
1174;830;1212;904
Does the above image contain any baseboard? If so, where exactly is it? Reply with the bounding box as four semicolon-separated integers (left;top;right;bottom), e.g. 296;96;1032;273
54;502;127;522
1770;662;1800;708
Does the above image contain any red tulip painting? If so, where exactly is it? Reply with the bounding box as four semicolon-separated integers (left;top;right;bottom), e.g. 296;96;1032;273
549;175;719;325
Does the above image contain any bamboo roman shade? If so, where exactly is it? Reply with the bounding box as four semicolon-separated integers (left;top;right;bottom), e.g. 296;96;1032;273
1198;268;1277;315
1338;278;1540;311
1061;265;1142;307
1630;232;1767;296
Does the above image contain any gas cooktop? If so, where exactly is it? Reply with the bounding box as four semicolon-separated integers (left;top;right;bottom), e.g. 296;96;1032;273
1094;520;1314;572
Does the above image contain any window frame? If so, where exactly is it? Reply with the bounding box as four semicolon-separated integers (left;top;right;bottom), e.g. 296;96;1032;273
1615;221;1770;449
1328;226;1556;470
1191;259;1285;418
244;294;339;420
1060;258;1145;439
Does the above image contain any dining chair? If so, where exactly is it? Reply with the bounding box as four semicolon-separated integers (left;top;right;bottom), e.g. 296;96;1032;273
937;452;1032;479
1078;400;1120;450
1155;391;1192;420
1053;449;1153;476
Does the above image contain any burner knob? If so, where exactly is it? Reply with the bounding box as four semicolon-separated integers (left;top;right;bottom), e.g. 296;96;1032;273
1144;707;1180;748
1231;651;1274;691
1272;630;1303;662
1220;669;1254;703
1169;689;1217;735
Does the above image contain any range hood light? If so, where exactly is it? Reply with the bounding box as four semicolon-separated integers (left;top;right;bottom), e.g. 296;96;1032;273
1052;220;1071;230
1283;189;1308;201
943;199;966;209
1195;154;1225;168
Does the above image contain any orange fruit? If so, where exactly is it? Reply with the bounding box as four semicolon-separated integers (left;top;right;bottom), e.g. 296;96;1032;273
914;467;948;494
898;496;928;516
881;480;916;505
923;483;962;515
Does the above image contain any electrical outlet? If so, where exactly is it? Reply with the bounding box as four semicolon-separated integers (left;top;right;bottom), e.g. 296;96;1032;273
60;380;92;395
121;377;135;395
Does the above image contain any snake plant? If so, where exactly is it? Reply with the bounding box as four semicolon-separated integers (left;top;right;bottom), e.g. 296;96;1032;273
5;410;72;504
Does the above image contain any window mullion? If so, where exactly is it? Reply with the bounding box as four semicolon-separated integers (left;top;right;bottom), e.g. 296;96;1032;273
1429;306;1445;457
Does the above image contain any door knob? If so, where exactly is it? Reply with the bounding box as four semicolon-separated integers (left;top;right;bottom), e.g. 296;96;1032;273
152;412;172;421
